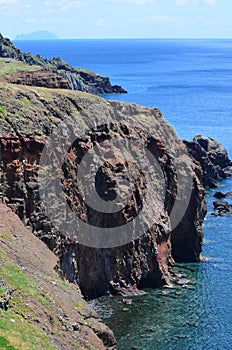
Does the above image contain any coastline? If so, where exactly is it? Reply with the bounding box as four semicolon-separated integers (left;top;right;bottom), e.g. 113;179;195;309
0;37;232;348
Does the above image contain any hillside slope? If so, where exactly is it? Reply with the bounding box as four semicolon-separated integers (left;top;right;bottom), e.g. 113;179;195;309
0;203;116;350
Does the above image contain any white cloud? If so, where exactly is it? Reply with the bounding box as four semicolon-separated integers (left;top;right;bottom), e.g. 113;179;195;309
111;0;156;5
43;0;90;12
58;0;82;11
204;0;216;4
0;0;19;3
0;0;22;15
0;0;21;6
125;14;183;25
176;0;216;5
176;0;188;5
25;18;37;23
148;15;178;22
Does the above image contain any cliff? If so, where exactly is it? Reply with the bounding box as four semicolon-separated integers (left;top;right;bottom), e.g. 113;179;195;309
0;82;206;300
0;34;127;94
0;203;116;349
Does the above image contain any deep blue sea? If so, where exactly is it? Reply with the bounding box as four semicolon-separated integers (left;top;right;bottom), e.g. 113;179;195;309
15;39;232;350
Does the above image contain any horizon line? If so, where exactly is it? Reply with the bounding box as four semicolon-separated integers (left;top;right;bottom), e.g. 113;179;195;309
12;37;232;41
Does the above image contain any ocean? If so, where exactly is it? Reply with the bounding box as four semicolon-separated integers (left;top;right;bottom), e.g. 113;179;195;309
15;39;232;350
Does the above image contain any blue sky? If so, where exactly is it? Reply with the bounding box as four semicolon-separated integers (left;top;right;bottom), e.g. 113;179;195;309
0;0;231;39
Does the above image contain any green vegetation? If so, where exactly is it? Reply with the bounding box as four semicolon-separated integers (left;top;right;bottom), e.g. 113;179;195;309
76;68;99;77
9;113;24;120
74;300;86;315
0;105;6;120
0;249;55;350
0;337;17;350
108;129;117;136
73;114;85;126
0;58;40;76
19;96;33;107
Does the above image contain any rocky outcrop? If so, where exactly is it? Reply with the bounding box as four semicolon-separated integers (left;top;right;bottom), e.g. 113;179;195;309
0;83;206;299
0;69;71;89
0;33;127;94
212;200;232;216
214;191;232;199
184;135;232;188
63;68;127;94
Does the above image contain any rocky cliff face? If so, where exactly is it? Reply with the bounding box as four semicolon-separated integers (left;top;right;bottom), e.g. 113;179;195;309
0;83;206;299
184;135;232;188
0;69;71;89
0;34;127;94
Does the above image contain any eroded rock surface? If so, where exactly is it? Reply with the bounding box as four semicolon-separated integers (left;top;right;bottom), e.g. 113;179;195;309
0;69;71;89
0;83;206;298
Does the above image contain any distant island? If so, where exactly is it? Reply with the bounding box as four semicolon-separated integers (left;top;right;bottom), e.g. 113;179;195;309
15;30;58;41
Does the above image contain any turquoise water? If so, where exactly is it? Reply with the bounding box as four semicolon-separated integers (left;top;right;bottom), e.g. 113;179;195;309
15;39;232;349
92;178;232;350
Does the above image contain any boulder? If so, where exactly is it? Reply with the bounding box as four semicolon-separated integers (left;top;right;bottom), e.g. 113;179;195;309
212;200;232;216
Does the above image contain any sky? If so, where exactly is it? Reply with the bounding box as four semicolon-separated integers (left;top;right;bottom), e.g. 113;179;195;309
0;0;232;39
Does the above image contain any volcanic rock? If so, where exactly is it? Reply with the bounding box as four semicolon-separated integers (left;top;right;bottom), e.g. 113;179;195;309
0;83;206;298
184;135;232;188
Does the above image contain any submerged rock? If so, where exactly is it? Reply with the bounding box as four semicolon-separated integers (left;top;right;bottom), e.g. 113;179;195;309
214;191;232;199
214;191;226;199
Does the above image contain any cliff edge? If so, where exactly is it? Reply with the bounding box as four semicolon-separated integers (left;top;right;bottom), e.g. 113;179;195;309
0;83;206;300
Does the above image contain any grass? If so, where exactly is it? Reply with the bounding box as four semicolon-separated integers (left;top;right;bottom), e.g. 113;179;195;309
9;113;24;120
0;105;6;120
74;300;86;315
0;249;55;350
108;129;117;136
76;68;101;77
0;58;40;77
0;231;12;241
19;96;33;107
0;336;17;350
